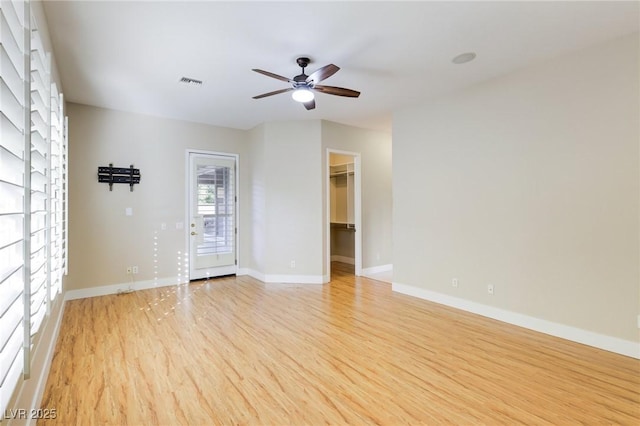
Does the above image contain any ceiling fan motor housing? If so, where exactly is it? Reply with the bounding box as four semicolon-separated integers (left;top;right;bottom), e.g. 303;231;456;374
296;57;311;68
294;57;311;82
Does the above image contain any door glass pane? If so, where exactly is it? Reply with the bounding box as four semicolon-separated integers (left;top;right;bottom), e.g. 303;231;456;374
196;164;234;256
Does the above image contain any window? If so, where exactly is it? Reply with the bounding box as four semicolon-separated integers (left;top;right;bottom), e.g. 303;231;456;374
197;164;235;255
1;0;28;412
0;1;68;413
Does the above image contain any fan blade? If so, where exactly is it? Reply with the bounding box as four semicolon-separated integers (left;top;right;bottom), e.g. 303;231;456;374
306;64;339;84
313;85;360;98
252;69;293;83
303;99;316;110
252;88;293;99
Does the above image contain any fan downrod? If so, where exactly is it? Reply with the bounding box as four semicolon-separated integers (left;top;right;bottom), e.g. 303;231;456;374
294;57;311;82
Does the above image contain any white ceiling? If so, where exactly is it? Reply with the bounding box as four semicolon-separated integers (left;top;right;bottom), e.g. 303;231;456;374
42;1;639;132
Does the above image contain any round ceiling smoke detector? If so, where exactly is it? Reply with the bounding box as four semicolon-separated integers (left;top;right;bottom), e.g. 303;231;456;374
452;52;477;64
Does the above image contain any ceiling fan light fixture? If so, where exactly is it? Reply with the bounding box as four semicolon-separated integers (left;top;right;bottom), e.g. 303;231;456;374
291;87;314;103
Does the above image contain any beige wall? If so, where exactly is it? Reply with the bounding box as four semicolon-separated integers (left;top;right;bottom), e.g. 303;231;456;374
66;103;249;290
244;119;392;281
247;124;267;274
262;120;323;277
321;121;393;273
393;34;639;342
67;108;392;288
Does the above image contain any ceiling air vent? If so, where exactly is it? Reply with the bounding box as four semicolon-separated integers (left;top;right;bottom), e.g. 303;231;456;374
179;76;203;86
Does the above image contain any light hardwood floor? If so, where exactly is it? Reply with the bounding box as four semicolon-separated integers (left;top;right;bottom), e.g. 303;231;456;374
39;264;639;425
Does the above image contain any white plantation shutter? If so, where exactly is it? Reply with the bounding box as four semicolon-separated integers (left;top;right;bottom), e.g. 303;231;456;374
1;0;69;412
0;0;27;412
62;113;68;275
196;161;236;256
29;25;49;337
49;83;63;297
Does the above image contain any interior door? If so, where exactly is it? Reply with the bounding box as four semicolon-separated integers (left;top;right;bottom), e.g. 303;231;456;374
189;153;237;280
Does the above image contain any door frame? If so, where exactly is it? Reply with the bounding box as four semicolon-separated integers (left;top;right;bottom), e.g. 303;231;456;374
325;149;362;281
185;149;240;281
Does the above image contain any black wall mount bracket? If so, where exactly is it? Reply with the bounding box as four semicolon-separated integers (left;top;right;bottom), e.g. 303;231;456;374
98;164;141;191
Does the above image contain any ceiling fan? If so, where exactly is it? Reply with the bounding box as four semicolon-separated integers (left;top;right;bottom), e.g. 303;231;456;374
252;57;360;110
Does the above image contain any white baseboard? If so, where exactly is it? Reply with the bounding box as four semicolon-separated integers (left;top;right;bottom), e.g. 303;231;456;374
246;269;265;282
362;264;393;276
246;269;324;285
392;282;640;359
64;276;184;301
331;255;355;265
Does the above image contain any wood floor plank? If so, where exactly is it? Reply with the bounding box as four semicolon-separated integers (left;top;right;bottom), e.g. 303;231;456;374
38;264;639;425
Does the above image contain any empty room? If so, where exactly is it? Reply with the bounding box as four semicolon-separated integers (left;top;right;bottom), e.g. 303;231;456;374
1;0;639;424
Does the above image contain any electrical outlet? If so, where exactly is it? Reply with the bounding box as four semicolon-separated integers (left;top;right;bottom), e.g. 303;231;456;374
487;284;494;295
452;278;459;288
132;266;139;274
126;266;132;274
290;260;296;269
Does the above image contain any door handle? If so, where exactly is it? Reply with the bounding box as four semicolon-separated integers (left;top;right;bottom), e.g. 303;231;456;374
191;231;198;236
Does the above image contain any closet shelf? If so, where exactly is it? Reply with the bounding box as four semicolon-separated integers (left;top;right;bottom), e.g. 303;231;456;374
331;222;356;230
330;171;354;178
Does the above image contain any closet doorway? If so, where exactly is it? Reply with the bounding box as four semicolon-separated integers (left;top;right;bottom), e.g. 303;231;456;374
326;150;361;279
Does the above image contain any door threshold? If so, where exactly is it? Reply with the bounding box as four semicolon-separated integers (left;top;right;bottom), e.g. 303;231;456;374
189;274;237;283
